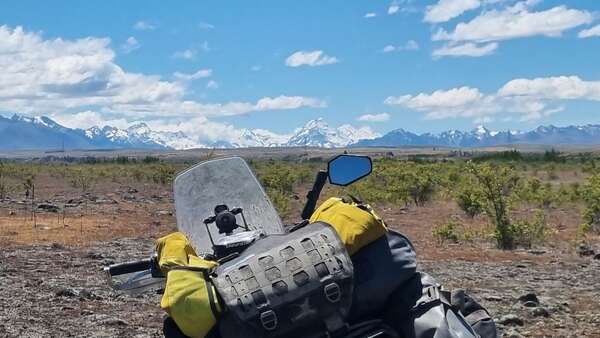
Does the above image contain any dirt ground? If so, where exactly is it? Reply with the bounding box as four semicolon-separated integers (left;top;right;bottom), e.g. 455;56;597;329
1;172;600;337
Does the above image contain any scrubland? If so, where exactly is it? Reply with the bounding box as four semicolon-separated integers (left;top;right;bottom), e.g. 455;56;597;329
1;149;599;337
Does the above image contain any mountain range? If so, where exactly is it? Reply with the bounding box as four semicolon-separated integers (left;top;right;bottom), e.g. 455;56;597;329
3;114;600;151
0;115;377;150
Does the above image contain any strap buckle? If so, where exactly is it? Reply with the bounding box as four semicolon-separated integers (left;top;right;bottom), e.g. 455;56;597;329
324;282;341;303
260;310;278;331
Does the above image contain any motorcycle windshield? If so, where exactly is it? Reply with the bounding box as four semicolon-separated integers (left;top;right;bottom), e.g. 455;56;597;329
174;157;284;253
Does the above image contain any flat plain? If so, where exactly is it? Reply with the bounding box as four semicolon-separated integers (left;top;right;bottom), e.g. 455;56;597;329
1;147;599;337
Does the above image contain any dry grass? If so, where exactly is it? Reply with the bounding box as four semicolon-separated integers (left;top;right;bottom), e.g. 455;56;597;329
0;211;175;247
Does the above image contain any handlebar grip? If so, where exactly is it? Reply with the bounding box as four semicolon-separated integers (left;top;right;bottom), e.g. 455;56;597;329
106;259;152;276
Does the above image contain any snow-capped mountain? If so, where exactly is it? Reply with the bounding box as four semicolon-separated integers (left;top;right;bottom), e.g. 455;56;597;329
99;123;198;150
354;124;600;147
224;129;290;148
286;118;379;147
7;113;600;151
0;114;379;150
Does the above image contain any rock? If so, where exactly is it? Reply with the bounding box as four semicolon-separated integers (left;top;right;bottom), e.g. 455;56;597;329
127;187;138;194
531;307;550;317
499;314;524;326
503;329;525;338
37;203;60;213
78;289;97;300
85;252;104;259
95;198;117;204
93;314;129;326
594;253;600;260
483;295;503;302
578;244;595;257
51;242;65;250
518;292;539;305
523;301;538;308
156;210;172;216
55;287;78;297
528;249;546;255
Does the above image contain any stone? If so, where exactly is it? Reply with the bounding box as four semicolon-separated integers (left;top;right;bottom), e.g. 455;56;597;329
483;295;503;302
578;244;595;257
531;307;550;318
523;301;538;308
55;288;78;297
499;314;524;326
518;292;539;305
37;203;60;213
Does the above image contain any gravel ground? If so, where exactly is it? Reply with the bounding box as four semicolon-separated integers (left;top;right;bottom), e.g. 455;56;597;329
1;238;599;338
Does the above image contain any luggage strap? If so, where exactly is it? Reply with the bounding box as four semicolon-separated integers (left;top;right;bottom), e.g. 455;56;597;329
410;285;453;314
464;309;492;326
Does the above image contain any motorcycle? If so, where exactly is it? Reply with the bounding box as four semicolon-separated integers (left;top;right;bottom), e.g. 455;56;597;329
103;155;481;338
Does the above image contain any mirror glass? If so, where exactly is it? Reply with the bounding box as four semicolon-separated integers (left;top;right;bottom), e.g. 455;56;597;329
328;155;372;186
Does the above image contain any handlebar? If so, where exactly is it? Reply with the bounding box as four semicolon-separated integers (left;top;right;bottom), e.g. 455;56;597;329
105;259;153;276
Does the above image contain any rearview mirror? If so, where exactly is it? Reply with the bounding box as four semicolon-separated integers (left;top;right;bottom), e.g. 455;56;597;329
328;155;372;186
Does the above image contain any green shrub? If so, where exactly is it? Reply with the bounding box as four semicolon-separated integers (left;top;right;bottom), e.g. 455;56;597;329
432;221;461;244
510;210;548;248
581;172;600;233
456;188;485;218
466;162;519;249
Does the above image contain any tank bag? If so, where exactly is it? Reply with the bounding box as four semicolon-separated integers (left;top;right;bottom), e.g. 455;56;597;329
213;221;354;338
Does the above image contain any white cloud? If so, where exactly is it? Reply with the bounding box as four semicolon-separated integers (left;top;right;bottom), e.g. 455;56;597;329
498;76;600;100
425;0;481;23
404;40;420;50
121;36;141;54
285;50;339;67
433;3;593;43
578;24;600;38
0;25;325;122
386;86;484;110
382;45;396;53
385;75;600;122
173;49;196;60
206;80;219;89
432;42;498;58
50;110;130;130
254;95;326;110
173;69;213;81
382;40;420;53
364;12;377;18
198;21;215;30
388;4;400;15
133;21;156;31
357;113;391;122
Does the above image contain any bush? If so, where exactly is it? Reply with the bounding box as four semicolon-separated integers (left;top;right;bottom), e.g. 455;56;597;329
510;210;548;248
456;188;485;218
0;162;11;199
267;189;290;217
466;162;519;249
432;221;461;244
581;172;600;233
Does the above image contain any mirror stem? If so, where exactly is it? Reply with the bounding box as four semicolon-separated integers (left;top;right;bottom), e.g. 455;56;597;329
301;170;328;220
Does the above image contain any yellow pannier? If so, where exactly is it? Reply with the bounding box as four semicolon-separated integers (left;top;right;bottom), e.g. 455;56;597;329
309;197;387;255
156;232;221;338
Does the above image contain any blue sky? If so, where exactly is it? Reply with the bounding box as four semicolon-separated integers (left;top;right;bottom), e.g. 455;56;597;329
2;0;600;144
